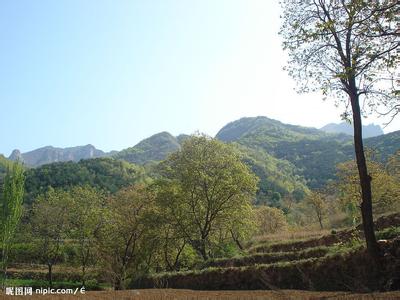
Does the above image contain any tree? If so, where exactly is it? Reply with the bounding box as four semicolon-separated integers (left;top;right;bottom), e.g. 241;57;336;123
156;135;258;260
69;186;105;286
31;188;73;286
306;191;328;229
255;206;288;235
97;184;155;290
387;150;400;178
0;163;25;289
226;205;257;251
280;0;399;259
337;156;400;223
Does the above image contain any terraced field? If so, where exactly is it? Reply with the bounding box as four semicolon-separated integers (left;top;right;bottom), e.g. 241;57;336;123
5;213;400;296
133;214;400;292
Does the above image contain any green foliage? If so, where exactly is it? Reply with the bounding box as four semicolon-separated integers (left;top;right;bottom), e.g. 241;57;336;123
327;237;364;256
305;192;328;229
280;0;399;110
236;143;309;204
336;156;400;223
204;246;330;269
0;155;13;185
255;206;288;236
30;188;74;285
155;134;258;260
0;162;25;288
68;185;105;285
216;116;352;189
217;117;400;189
115;132;181;164
24;158;145;205
364;131;400;161
97;184;156;290
376;226;400;240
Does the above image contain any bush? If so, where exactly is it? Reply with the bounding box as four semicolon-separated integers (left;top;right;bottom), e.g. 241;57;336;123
255;206;288;235
376;227;400;240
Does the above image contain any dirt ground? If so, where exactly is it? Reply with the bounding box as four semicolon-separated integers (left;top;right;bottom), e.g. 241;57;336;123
2;289;400;300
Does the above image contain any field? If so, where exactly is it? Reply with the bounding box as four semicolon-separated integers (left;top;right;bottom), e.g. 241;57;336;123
2;289;400;300
4;214;400;296
133;215;400;291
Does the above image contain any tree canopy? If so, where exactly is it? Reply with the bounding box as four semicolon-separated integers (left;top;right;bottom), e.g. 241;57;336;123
280;0;399;260
155;135;258;260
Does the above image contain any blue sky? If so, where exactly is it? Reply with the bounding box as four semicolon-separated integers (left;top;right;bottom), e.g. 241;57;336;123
1;0;398;155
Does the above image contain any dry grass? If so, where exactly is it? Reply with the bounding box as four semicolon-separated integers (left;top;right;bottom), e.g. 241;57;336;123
251;228;331;245
2;289;400;300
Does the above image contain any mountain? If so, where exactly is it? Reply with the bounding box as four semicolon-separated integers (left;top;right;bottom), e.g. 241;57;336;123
236;144;309;205
114;132;181;164
217;116;330;144
364;130;400;159
8;144;108;167
4;116;399;196
320;122;384;138
216;116;399;188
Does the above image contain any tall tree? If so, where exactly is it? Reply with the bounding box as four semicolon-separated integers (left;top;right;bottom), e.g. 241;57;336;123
280;0;399;259
306;191;328;229
69;186;105;286
156;135;258;260
0;163;25;289
97;185;155;290
336;156;400;222
31;188;73;286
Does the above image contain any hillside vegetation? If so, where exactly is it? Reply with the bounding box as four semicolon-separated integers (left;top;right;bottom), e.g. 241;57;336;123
216;117;400;188
114;132;181;165
23;158;147;205
1;119;399;294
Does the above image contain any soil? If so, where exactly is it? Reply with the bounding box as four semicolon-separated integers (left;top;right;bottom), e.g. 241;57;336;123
2;289;400;300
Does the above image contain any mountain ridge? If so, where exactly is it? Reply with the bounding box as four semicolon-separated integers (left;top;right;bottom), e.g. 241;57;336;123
6;116;398;173
8;144;110;167
320;121;384;138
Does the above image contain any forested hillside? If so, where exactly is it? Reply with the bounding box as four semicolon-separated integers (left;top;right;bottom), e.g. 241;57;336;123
114;132;181;164
23;158;147;205
3;134;399;293
216;117;400;188
0;154;12;186
235;144;309;205
9;116;399;205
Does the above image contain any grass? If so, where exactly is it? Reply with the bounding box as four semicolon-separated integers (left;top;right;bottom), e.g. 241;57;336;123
376;226;400;240
203;246;330;268
250;227;331;245
133;234;377;291
6;213;400;294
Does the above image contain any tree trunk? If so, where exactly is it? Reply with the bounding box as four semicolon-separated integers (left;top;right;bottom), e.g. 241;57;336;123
48;264;53;287
318;216;323;230
82;264;86;287
196;240;208;261
115;266;126;290
230;230;244;250
114;277;122;290
350;93;380;260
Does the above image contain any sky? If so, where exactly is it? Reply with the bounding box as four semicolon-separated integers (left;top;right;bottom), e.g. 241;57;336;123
1;0;399;156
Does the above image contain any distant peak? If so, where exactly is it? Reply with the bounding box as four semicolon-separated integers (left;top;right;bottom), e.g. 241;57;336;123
9;149;22;161
320;122;383;138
